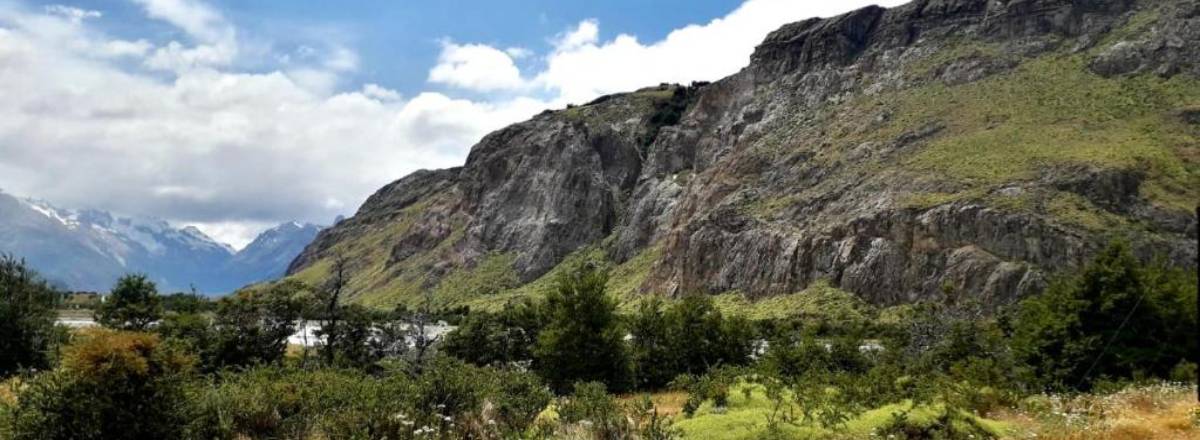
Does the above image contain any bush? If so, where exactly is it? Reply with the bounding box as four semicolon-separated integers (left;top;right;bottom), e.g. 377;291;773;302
874;405;997;440
185;357;551;440
7;329;195;440
95;274;163;331
186;366;417;440
557;381;630;439
0;255;61;377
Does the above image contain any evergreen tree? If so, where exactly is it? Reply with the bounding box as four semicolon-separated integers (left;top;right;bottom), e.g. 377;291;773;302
534;262;630;393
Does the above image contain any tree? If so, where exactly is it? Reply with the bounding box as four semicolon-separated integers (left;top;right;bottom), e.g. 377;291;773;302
316;253;350;366
0;255;61;376
95;274;162;331
209;281;303;369
629;295;755;389
443;298;542;367
1010;241;1197;390
534;262;631;393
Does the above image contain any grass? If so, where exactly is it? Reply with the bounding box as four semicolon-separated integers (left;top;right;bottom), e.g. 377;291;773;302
896;54;1199;212
456;243;665;312
710;279;875;323
670;383;1009;439
995;382;1200;439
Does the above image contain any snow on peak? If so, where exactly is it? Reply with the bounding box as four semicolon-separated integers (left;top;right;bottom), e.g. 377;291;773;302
21;198;81;229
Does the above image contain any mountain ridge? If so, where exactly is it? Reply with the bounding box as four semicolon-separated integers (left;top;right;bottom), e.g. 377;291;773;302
288;0;1198;309
0;190;322;294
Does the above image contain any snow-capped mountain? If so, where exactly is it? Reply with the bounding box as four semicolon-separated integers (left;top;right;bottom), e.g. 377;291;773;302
0;190;320;294
225;221;322;286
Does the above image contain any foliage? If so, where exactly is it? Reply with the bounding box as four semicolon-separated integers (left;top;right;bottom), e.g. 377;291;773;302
673;366;744;417
443;298;543;367
185;356;551;439
874;405;997;440
629;295;755;389
95;274;163;331
160;291;214;314
0;255;61;377
6;329;195;440
557;381;633;440
208;280;303;370
534;261;632;393
1009;241;1198;391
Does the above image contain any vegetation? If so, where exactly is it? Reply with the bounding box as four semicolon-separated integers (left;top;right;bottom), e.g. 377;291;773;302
95;274;163;331
1;240;1196;439
534;262;633;393
0;255;61;377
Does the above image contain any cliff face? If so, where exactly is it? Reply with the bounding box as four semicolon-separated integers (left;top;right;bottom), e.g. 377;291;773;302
289;0;1199;308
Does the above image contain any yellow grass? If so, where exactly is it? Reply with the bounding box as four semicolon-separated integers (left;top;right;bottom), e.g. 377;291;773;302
996;382;1200;440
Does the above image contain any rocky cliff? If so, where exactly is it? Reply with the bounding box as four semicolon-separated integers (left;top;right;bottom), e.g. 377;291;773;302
289;0;1198;309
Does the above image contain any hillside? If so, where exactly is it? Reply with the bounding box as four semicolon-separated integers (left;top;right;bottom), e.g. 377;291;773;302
0;191;321;294
288;0;1198;309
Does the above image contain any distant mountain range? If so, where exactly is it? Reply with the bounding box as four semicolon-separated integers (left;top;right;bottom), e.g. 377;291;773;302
0;190;321;295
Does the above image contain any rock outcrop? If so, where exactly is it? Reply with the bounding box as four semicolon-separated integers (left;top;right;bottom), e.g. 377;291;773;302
289;0;1198;308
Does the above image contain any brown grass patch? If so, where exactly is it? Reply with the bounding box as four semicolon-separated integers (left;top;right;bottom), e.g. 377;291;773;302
996;383;1200;440
617;390;689;417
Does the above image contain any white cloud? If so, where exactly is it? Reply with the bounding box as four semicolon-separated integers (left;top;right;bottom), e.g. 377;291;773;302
131;0;232;44
99;39;153;58
130;0;238;72
43;5;100;24
362;83;401;101
529;0;908;103
0;2;548;241
554;19;598;50
428;41;526;92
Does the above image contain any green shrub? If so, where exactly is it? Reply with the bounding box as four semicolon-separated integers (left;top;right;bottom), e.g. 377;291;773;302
557;381;630;439
873;405;997;440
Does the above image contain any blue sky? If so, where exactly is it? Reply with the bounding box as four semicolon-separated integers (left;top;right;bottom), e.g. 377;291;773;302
36;0;745;97
0;0;904;247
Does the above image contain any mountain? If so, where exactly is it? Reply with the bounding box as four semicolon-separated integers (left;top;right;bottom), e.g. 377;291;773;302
288;0;1198;309
225;222;323;286
0;191;321;294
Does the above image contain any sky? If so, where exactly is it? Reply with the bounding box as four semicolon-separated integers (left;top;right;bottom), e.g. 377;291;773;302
0;0;906;249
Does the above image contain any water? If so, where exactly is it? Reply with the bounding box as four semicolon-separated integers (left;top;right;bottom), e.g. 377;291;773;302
54;317;455;347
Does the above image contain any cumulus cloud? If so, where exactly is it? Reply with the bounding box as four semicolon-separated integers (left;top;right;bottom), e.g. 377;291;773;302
426;0;907;103
428;41;527;92
530;0;908;103
1;0;908;247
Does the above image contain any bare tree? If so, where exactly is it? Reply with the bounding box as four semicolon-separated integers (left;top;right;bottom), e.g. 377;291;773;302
405;289;442;375
318;253;350;365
